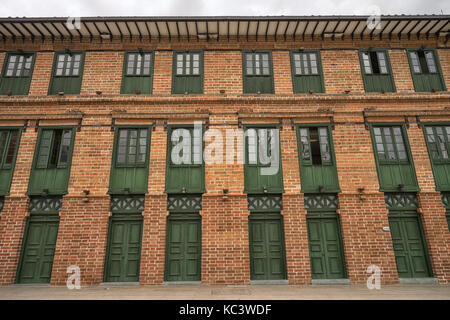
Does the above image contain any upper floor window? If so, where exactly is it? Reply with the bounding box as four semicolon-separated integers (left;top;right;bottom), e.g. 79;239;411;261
290;50;325;93
172;51;203;94
372;126;408;164
36;128;74;169
359;49;396;92
121;51;154;94
0;129;19;169
48;51;84;95
424;125;450;163
0;52;35;95
298;127;331;165
243;51;274;94
407;49;446;92
115;128;149;167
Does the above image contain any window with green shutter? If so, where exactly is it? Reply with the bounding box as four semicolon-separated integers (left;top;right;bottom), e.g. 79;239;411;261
296;125;340;193
359;49;396;93
0;128;21;195
121;51;154;94
28;127;76;195
244;126;283;194
370;125;419;192
48;52;84;95
243;51;274;94
407;49;446;92
0;52;35;95
108;127;151;195
165;125;205;193
423;124;450;191
290;50;325;93
172;51;203;94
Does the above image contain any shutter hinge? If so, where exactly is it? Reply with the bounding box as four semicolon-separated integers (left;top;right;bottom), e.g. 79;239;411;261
279;118;283;130
416;115;422;128
163;119;168;131
404;116;410;129
77;117;82;132
110;118;115;132
23;119;28;132
205;117;210;131
35;119;40;132
363;111;369;130
330;116;335;130
152;119;156;131
290;118;295;130
238;117;242;129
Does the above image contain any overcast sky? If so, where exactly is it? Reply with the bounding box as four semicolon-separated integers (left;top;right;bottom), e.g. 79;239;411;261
0;0;449;17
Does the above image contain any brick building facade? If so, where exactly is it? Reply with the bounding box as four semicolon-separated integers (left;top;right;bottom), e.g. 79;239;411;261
0;16;449;286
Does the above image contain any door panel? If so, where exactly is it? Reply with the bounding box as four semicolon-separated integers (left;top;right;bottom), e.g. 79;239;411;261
307;216;346;279
389;216;431;278
165;217;201;281
18;219;59;284
104;218;143;282
249;216;287;280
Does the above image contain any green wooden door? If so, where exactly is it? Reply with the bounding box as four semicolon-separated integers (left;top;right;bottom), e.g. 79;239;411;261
165;215;201;281
104;216;143;282
17;217;59;284
306;216;347;279
389;215;432;278
249;215;287;280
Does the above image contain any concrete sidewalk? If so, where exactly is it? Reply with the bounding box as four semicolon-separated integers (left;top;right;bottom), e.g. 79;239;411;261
0;284;449;300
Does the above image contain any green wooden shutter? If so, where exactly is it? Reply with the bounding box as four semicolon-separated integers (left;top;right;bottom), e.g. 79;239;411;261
290;50;325;93
423;124;450;191
359;49;396;92
370;125;419;192
36;130;53;169
48;52;85;95
407;49;446;92
172;51;203;94
0;53;35;95
121;51;154;94
296;125;340;193
28;127;76;195
244;126;284;194
243;51;274;94
108;127;151;195
165;126;205;194
0;128;22;196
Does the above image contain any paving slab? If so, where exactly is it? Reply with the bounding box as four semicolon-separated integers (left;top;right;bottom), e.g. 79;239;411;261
0;284;449;300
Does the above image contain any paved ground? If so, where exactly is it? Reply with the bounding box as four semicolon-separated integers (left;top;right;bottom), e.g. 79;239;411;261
0;284;449;300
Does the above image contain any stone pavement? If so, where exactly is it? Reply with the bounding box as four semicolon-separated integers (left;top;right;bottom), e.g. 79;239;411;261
0;284;449;300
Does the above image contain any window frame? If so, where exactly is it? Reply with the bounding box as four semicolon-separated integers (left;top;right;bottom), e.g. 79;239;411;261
120;50;155;94
296;124;335;167
358;49;396;92
48;51;85;95
1;52;36;79
370;124;412;165
244;126;281;168
171;50;204;94
406;48;447;92
422;124;450;164
0;128;21;171
33;126;76;170
167;125;204;168
112;125;151;168
289;50;325;93
242;50;275;94
0;52;36;95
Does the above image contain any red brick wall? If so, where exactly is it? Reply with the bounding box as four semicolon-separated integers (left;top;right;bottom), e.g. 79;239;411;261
0;35;449;286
